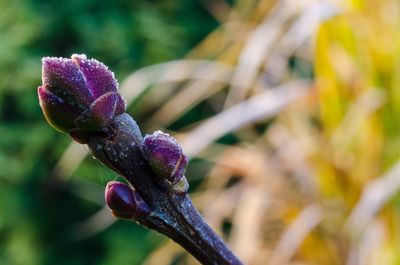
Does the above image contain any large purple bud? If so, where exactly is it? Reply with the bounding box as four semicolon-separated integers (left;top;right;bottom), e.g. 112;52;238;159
38;54;126;137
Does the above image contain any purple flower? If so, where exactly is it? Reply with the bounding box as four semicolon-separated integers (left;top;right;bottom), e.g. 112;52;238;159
105;181;151;220
38;54;126;134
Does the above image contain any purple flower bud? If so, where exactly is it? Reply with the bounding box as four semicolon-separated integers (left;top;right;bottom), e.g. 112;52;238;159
105;181;151;220
142;131;188;186
38;54;126;134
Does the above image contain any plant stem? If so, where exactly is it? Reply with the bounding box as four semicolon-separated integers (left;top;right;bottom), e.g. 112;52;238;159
86;113;242;265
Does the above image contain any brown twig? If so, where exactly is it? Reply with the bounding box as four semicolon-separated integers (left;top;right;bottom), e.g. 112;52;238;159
87;113;242;265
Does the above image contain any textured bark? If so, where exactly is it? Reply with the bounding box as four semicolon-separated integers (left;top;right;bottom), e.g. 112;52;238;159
87;113;242;265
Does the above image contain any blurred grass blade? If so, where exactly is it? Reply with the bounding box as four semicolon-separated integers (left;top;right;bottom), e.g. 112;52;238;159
346;160;400;236
269;205;322;265
181;80;311;157
120;60;235;104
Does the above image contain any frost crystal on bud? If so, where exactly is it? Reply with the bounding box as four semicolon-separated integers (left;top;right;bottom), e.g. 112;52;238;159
105;181;151;220
142;131;189;192
38;54;126;138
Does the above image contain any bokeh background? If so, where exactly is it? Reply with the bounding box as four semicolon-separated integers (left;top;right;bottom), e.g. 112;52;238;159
1;0;400;264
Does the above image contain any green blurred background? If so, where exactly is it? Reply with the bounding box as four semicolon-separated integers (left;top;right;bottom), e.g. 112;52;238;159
0;1;217;264
3;0;400;264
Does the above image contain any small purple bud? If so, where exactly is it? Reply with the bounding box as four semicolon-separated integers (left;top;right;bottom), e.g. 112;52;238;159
38;54;126;136
105;181;151;220
142;131;188;186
